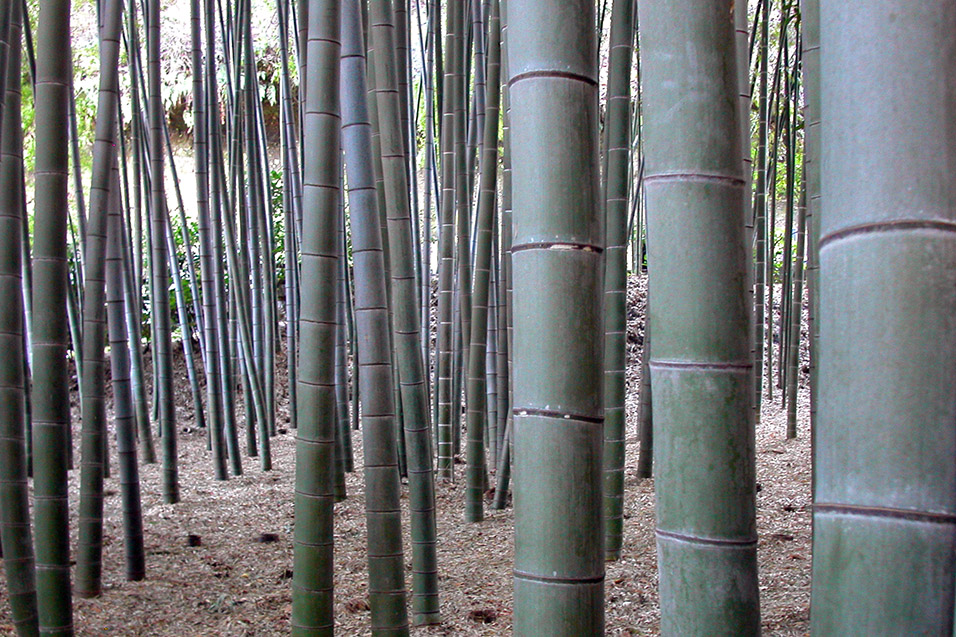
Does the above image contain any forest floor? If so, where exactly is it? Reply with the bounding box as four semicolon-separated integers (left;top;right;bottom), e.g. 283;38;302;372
0;275;812;635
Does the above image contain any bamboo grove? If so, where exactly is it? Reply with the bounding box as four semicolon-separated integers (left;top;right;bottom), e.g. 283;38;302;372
0;0;952;635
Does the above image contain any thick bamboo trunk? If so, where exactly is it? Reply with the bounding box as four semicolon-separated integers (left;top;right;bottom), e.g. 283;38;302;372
0;1;39;631
32;0;77;628
508;0;605;632
638;0;760;633
811;3;956;632
290;0;341;632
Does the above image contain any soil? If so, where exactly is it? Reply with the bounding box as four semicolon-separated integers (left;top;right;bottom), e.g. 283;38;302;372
0;274;812;635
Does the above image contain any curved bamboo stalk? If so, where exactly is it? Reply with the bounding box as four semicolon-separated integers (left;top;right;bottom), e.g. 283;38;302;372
811;3;956;632
508;0;604;632
275;0;300;431
116;100;155;466
639;0;760;633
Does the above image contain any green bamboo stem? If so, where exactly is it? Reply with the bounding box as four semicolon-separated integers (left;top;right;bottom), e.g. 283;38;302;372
639;0;760;633
105;159;145;583
601;0;633;562
206;0;241;476
491;415;511;510
290;0;340;631
276;0;300;430
497;0;513;502
635;301;652;479
737;6;754;403
340;0;414;624
436;0;459;480
453;0;471;413
364;36;407;483
0;0;39;629
76;0;125;597
493;215;508;463
753;0;771;419
32;0;77;627
332;188;350;492
125;0;144;323
784;185;804;439
419;0;434;376
368;0;434;626
239;1;268;444
811;5;956;632
763;6;788;403
778;49;799;404
219;163;270;471
148;0;179;504
464;0;500;525
335;211;353;473
115;104;155;466
485;271;498;469
800;0;819;436
509;0;605;632
190;0;227;478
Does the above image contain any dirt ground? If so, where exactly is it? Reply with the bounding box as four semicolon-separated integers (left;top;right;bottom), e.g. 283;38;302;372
0;275;811;635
